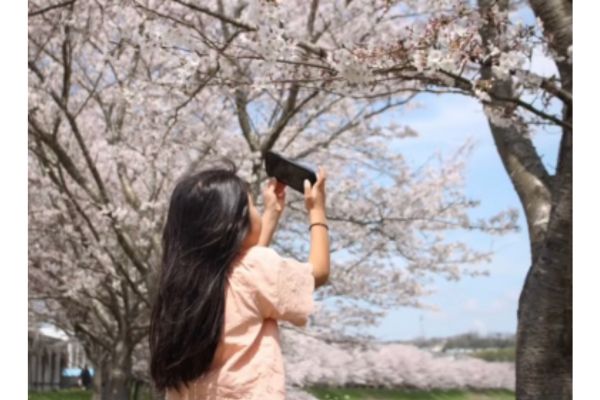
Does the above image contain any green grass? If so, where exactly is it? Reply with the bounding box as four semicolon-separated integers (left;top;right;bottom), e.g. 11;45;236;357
28;389;91;400
28;387;153;400
307;387;515;400
470;347;516;362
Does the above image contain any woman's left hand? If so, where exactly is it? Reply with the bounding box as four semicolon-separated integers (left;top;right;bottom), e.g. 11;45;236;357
263;178;286;216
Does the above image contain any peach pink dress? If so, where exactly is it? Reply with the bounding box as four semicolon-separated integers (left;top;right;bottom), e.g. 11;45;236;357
165;245;315;400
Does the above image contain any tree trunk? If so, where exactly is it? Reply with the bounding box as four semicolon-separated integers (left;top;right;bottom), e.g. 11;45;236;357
91;341;134;400
516;131;572;400
515;2;573;399
103;367;131;400
476;1;572;398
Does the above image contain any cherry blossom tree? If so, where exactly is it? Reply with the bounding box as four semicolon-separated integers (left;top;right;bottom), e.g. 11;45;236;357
28;1;526;399
165;0;570;398
282;328;515;391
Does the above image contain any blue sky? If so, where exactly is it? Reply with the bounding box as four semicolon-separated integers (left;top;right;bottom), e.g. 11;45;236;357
367;74;562;341
362;3;566;342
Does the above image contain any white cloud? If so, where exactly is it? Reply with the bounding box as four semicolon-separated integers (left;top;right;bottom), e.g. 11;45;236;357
472;319;488;336
489;289;521;313
506;289;521;302
463;298;480;312
490;299;506;313
404;96;487;146
527;46;559;78
386;94;493;168
429;310;451;321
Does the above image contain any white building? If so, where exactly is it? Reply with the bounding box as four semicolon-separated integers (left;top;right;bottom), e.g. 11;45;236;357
28;325;88;390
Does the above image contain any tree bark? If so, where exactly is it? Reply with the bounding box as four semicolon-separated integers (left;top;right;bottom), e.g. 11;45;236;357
478;0;554;257
91;340;134;400
515;2;572;399
477;0;572;398
516;126;572;400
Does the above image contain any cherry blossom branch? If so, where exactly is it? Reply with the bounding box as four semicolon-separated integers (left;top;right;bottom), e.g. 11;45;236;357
437;69;572;130
28;118;101;204
169;0;570;130
30;59;150;281
172;0;256;32
235;89;260;150
34;153;152;308
262;87;320;153
29;0;76;18
294;95;415;159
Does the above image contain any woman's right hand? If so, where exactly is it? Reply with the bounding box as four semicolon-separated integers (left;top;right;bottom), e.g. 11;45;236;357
304;167;330;288
303;167;327;213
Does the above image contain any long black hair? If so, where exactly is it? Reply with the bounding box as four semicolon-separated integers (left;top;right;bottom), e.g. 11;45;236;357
149;166;251;392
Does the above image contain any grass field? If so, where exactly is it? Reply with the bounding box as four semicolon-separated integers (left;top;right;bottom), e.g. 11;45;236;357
28;387;153;400
470;347;516;362
307;387;515;400
28;389;90;400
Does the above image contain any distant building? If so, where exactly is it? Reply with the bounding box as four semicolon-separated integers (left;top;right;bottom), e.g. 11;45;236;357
28;326;88;390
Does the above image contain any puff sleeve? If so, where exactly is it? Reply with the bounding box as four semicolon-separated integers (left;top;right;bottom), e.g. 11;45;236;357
244;246;315;327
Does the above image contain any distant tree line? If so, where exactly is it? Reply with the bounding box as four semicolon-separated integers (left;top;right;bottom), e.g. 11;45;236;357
409;332;516;351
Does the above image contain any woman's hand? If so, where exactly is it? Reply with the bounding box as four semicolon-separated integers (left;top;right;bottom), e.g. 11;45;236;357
304;167;330;289
258;178;287;247
304;167;326;213
263;178;286;217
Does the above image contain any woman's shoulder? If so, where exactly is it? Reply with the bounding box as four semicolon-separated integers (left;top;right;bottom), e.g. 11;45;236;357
231;246;280;288
237;246;283;272
243;245;280;262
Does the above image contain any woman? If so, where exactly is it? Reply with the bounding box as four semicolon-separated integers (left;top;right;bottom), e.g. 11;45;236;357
149;163;330;399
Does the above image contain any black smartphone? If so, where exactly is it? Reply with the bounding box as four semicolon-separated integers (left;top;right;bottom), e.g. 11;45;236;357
264;151;317;194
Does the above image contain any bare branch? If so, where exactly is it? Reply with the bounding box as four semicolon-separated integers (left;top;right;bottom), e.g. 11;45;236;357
172;0;256;32
29;0;76;18
307;0;319;38
262;86;319;153
235;89;259;150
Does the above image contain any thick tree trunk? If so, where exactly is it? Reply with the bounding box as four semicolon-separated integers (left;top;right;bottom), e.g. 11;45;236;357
91;341;134;400
477;1;572;398
515;2;573;399
516;132;572;400
103;367;131;400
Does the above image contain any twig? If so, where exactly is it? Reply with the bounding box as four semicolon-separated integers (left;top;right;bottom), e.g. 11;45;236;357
29;0;76;17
